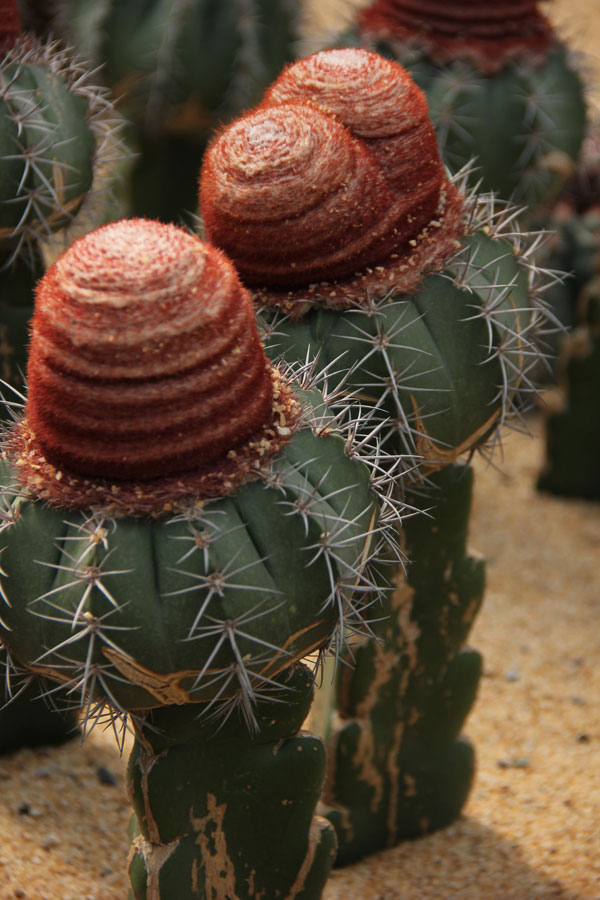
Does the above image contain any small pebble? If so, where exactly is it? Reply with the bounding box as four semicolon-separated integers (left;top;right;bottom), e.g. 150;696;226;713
96;766;117;786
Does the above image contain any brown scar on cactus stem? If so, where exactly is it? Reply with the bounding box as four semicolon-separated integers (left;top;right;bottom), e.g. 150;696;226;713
359;0;555;74
6;218;300;516
200;49;465;318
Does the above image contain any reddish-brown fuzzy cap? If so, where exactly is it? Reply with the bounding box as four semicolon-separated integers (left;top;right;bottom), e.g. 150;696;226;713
13;219;299;513
200;48;465;312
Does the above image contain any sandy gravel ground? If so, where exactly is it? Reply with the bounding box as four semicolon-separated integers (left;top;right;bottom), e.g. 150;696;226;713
0;1;599;898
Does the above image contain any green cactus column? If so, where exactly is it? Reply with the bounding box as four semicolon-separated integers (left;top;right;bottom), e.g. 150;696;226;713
128;666;336;900
321;464;484;863
340;0;586;216
0;217;398;897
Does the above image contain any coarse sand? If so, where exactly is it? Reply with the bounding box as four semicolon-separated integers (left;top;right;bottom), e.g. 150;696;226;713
1;1;600;897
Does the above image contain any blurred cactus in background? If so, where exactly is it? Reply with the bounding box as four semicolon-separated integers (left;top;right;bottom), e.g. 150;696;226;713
48;0;303;221
0;0;123;388
198;47;554;861
538;286;600;500
335;0;587;218
0;217;401;898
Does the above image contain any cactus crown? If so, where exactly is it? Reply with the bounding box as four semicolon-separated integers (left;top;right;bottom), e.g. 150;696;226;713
8;218;300;516
358;0;555;72
200;48;465;314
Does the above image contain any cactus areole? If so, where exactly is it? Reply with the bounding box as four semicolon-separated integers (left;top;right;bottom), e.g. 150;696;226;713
358;0;555;73
200;48;545;469
0;218;388;725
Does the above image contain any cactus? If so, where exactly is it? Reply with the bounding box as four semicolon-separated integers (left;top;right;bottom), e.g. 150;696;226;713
538;289;600;500
50;0;303;221
321;463;484;863
198;47;553;859
0;217;400;898
337;0;587;216
0;0;123;387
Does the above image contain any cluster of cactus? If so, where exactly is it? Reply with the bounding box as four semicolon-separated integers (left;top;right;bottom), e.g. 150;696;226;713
0;216;401;898
198;47;554;860
335;0;587;216
46;0;303;220
0;0;123;387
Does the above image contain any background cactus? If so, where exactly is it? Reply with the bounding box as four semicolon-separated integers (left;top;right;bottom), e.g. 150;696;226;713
0;217;399;898
321;463;484;863
198;47;554;860
537;289;600;499
0;0;123;387
536;137;600;499
337;0;587;216
48;0;303;221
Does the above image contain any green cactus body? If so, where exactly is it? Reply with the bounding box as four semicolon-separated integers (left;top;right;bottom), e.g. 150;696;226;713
127;667;337;900
538;291;600;499
198;48;552;858
0;217;398;898
55;0;301;220
321;464;484;863
0;418;381;715
341;1;586;215
260;223;532;469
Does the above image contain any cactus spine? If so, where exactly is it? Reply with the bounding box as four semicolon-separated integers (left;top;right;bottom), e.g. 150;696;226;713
341;0;587;215
199;47;553;859
0;217;399;898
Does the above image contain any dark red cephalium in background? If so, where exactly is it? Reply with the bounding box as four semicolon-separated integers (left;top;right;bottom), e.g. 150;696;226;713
0;0;21;48
359;0;554;71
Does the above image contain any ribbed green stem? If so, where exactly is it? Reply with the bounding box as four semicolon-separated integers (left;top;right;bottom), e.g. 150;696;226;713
321;464;484;864
127;665;337;900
